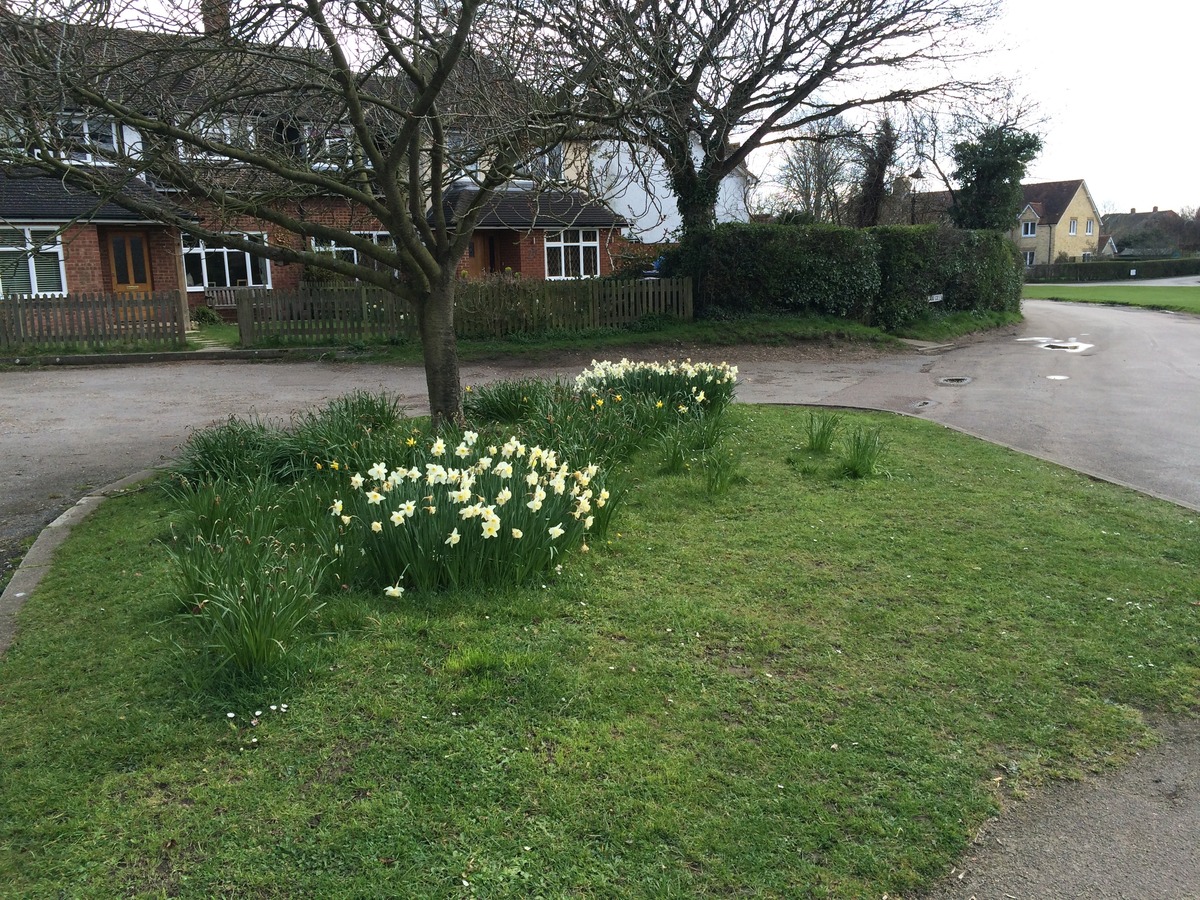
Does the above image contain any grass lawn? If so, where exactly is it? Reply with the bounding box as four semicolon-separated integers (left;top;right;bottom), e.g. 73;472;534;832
1023;283;1200;314
2;407;1196;897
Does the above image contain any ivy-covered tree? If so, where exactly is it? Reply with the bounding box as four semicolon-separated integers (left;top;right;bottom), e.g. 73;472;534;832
949;126;1042;230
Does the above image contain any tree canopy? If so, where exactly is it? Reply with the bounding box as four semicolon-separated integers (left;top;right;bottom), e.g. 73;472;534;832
949;126;1043;230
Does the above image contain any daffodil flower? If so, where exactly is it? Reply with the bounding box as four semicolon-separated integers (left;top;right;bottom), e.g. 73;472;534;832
368;461;388;481
496;487;512;506
350;473;365;489
371;521;383;533
366;490;384;505
445;528;461;546
330;499;343;516
548;523;565;540
340;514;352;525
385;584;405;597
390;510;405;526
511;528;523;539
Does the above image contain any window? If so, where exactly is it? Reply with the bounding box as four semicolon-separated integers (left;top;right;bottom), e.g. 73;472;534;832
183;233;271;290
312;232;395;270
1082;252;1093;262
1086;218;1094;235
43;115;123;164
0;227;66;295
545;229;599;279
183;116;257;160
304;123;354;168
1021;221;1037;237
1023;250;1036;267
1069;218;1078;235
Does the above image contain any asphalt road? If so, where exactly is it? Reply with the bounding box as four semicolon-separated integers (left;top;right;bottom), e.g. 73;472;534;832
2;299;1199;898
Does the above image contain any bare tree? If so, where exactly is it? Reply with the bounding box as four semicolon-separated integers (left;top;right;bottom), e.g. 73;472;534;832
560;0;998;241
0;0;624;426
773;118;859;224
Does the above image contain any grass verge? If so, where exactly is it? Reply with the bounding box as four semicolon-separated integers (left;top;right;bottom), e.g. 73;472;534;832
4;407;1194;897
1023;284;1200;314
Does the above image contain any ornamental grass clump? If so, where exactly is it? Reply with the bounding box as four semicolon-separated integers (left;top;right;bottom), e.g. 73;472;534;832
573;357;738;414
329;430;613;593
804;411;843;454
839;424;888;478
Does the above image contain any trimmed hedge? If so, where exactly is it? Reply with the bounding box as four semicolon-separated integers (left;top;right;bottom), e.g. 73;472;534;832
662;222;1022;329
1026;257;1200;283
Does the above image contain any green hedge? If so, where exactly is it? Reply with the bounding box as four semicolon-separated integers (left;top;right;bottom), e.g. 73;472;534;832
662;224;879;319
662;223;1022;328
1026;257;1200;283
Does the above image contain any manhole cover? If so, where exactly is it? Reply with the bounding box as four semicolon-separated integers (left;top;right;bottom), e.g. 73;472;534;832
937;376;972;386
913;399;936;409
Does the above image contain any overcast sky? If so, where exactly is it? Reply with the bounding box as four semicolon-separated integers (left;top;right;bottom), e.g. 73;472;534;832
988;0;1196;214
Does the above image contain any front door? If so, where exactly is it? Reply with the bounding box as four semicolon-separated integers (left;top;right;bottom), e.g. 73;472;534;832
108;231;153;293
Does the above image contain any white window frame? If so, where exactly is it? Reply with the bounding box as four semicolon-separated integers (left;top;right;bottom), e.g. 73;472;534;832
183;233;271;291
1021;221;1037;238
183;115;257;161
545;228;600;279
311;231;395;267
1069;218;1078;235
305;123;354;169
1023;250;1036;267
1086;218;1094;235
0;227;68;296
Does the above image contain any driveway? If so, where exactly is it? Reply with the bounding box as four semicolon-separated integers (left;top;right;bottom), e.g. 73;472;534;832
2;299;1199;897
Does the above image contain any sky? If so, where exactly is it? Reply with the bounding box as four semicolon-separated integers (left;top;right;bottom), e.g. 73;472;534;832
984;0;1197;214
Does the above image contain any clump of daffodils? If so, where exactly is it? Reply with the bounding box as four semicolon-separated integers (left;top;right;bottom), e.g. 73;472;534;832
329;430;608;593
574;358;738;413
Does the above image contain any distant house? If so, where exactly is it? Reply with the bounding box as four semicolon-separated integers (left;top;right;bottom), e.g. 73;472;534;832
1101;207;1184;257
1011;180;1103;267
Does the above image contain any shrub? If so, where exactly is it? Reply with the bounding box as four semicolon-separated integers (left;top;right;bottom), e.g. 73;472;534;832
869;226;947;330
663;224;880;318
190;305;222;326
941;229;1023;313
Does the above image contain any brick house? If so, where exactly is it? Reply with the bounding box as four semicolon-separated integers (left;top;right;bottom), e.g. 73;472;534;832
0;22;628;307
0;168;185;297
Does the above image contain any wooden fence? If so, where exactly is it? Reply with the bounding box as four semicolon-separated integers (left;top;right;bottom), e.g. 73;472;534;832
235;277;693;346
0;290;189;351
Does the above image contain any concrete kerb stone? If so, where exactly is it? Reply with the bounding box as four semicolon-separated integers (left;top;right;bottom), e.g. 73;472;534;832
0;469;160;657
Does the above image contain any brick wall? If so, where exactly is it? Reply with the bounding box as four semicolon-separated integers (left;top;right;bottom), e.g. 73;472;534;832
60;225;106;292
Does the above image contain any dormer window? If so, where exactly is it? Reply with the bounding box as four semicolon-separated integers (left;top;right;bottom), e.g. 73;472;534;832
305;123;353;168
46;115;123;164
1021;221;1037;237
184;115;257;160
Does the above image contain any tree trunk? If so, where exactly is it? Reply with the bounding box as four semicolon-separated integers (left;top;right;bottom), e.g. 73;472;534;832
672;170;721;241
415;275;464;432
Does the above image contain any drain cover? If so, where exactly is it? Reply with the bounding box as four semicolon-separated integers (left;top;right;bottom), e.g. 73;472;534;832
937;376;972;386
913;399;935;409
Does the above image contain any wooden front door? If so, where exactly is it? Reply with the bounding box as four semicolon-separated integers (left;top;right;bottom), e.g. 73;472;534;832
108;231;153;293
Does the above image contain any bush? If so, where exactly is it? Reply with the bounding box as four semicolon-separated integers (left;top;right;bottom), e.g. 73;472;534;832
190;305;222;326
663;224;879;319
665;222;1020;327
1025;256;1200;283
941;229;1023;313
869;226;946;330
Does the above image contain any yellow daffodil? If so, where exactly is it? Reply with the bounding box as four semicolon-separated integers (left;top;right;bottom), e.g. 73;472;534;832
371;521;383;533
511;528;523;539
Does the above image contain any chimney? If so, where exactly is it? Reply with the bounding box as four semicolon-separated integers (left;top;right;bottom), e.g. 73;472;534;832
1130;208;1136;214
201;0;230;34
1152;206;1159;213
